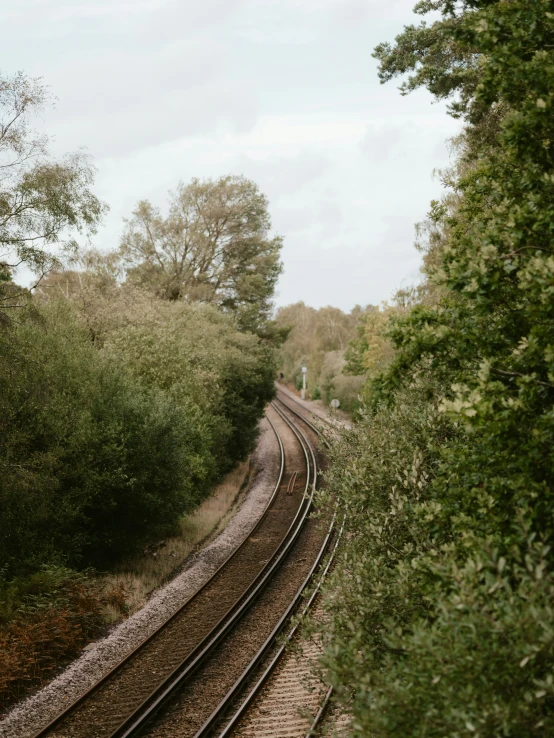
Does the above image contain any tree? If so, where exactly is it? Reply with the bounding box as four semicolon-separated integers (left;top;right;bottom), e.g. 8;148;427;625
0;72;106;301
275;302;365;410
315;3;554;736
119;175;283;334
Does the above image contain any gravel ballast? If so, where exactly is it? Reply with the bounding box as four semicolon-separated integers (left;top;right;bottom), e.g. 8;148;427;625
0;417;280;738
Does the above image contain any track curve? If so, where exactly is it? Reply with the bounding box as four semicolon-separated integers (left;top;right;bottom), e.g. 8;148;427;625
33;407;310;738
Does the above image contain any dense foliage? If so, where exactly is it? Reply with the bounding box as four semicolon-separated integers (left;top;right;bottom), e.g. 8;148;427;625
275;301;365;412
119;175;283;336
0;67;280;710
0;286;275;579
0;68;279;588
318;2;554;736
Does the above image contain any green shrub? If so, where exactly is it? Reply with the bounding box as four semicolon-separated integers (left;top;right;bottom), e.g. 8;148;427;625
320;383;554;737
0;286;276;579
330;374;363;414
0;304;201;575
94;292;276;473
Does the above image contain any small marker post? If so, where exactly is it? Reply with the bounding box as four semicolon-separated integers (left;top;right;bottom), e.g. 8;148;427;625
301;366;307;400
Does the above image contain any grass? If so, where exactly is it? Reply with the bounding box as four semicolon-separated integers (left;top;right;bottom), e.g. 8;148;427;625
0;570;126;712
102;460;252;620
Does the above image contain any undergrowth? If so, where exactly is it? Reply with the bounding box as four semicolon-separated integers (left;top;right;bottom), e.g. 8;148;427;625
0;567;126;712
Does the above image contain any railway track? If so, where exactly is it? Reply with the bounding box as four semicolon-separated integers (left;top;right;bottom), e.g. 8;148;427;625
275;386;340;434
140;399;336;738
206;517;345;738
218;393;339;738
166;394;343;738
28;399;337;738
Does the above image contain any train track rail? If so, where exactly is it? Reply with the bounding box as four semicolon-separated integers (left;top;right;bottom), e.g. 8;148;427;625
228;393;340;738
140;400;329;738
176;395;344;738
207;514;345;738
275;393;331;442
275;386;339;433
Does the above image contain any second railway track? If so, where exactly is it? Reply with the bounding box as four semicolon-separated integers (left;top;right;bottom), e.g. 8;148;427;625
29;399;333;738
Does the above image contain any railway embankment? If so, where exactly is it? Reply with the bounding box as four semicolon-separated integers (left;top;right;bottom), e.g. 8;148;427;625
0;417;282;738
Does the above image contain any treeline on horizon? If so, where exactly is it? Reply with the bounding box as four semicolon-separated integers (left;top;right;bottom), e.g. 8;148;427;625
274;297;419;415
275;301;366;413
314;2;554;736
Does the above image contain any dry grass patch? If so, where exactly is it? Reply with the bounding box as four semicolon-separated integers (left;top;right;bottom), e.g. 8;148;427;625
103;460;251;619
0;574;127;713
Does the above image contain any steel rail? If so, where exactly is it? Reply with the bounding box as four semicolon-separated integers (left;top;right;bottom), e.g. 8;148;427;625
305;686;333;738
32;411;288;738
108;404;317;738
190;400;344;738
274;393;332;449
211;397;345;738
276;394;348;738
275;386;335;431
197;510;346;738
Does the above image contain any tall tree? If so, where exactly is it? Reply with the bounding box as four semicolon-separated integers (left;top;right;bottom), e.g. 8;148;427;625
0;72;106;298
119;175;283;334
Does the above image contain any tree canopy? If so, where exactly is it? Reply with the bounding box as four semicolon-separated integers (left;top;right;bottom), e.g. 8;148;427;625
317;2;554;736
0;71;106;283
0;71;280;708
119;175;283;334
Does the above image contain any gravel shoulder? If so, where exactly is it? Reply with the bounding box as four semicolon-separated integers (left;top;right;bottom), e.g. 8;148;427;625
0;417;280;738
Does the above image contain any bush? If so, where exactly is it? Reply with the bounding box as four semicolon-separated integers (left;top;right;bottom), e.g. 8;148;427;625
330;374;364;414
0;285;276;579
88;290;276;473
319;384;554;737
0;303;202;575
366;536;554;738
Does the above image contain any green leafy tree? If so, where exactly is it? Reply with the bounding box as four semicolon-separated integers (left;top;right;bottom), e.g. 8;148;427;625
0;302;198;575
0;72;106;299
372;0;554;536
316;2;554;736
119;175;283;334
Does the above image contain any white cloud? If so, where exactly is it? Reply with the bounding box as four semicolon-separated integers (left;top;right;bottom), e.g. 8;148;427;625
7;0;461;309
234;151;331;199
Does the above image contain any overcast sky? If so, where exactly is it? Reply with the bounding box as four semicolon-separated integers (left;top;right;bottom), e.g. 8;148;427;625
3;0;460;312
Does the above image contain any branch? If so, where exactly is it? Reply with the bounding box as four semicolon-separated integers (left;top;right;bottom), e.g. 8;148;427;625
491;367;554;389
